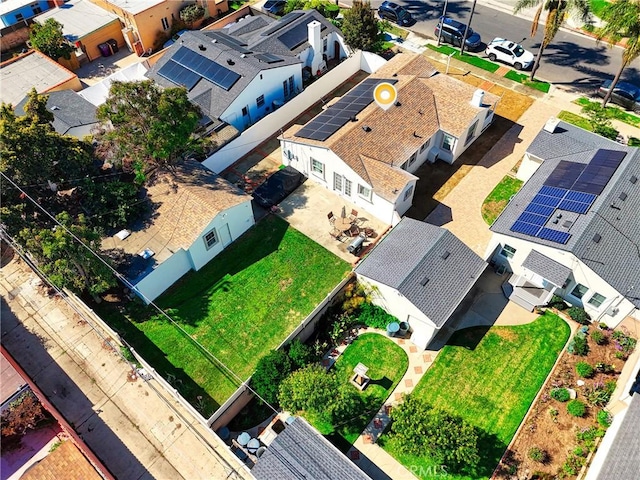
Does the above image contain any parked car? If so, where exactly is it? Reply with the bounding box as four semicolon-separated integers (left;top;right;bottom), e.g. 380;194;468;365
597;80;640;113
252;166;305;208
434;17;482;51
163;29;187;49
378;1;414;26
485;38;534;70
262;0;286;16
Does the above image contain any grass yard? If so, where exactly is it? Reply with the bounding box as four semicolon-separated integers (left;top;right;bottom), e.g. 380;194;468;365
590;0;610;18
380;312;570;479
97;216;350;415
503;70;551;93
558;110;592;131
426;44;500;73
575;97;640;128
482;175;523;225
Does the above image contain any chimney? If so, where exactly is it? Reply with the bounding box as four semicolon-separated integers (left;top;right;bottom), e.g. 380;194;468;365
307;20;322;75
543;116;561;133
470;89;484;107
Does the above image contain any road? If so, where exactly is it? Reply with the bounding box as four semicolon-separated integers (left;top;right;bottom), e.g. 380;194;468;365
342;0;640;91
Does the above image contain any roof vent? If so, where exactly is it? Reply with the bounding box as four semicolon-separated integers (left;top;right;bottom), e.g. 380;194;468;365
553;218;559;224
470;89;485;107
543;116;560;133
211;39;217;43
556;213;562;219
592;233;601;243
441;251;450;260
199;44;207;51
413;131;421;138
419;276;429;286
227;59;235;65
392;73;397;77
362;125;371;132
630;175;638;184
395;101;401;107
241;53;247;58
350;115;357;122
562;220;573;228
50;105;60;110
619;192;628;201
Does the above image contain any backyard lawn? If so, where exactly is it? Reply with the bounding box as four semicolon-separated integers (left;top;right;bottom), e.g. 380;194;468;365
98;215;350;415
482;175;523;225
380;312;570;479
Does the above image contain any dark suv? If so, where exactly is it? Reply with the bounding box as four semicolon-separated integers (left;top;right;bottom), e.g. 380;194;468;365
378;1;414;26
434;17;482;51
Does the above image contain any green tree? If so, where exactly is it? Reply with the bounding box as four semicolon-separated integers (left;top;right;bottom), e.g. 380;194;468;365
582;103;619;139
96;81;203;175
596;0;640;107
29;18;74;61
19;212;116;298
252;350;292;406
341;1;379;52
179;4;205;26
514;0;590;80
80;179;146;230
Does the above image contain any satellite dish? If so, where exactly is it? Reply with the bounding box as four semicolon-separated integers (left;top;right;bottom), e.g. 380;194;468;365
373;82;397;111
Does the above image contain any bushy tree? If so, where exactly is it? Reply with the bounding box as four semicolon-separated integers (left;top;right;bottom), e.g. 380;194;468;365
1;390;47;450
287;339;314;369
30;18;74;61
180;4;205;25
252;350;292;406
341;1;379;52
80;179;146;230
581;103;619;140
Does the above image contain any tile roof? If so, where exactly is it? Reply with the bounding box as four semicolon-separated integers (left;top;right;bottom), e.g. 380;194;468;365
356;218;487;327
284;54;499;200
20;440;104;480
491;121;640;308
14;90;98;135
521;250;572;287
251;417;370;480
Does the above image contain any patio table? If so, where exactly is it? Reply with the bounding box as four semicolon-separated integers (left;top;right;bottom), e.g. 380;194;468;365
335;218;352;232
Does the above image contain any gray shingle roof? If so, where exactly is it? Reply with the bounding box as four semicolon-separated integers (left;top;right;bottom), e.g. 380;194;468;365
491;121;640;308
521;250;571;287
14;89;97;135
595;393;640;480
251;417;370;480
355;218;487;327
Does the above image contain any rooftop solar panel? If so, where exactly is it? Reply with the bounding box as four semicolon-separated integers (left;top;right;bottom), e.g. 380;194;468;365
558;199;591;214
157;60;200;90
572;149;626;194
544;161;586;189
524;203;555;216
564;191;596;203
169;46;240;91
517;212;548;226
531;194;562;207
254;53;284;63
207;31;252;54
539;186;568;198
538;228;571;244
261;12;304;36
510;221;542;236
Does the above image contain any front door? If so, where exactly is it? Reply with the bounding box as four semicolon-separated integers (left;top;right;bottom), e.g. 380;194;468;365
220;224;232;247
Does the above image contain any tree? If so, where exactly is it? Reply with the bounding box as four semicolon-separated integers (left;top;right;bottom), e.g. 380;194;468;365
596;0;640;107
1;390;47;450
582;102;620;139
80;179;147;230
96;81;203;176
389;396;481;472
341;1;379;52
29;18;74;61
179;4;205;26
252;350;292;406
514;0;590;80
19;212;116;298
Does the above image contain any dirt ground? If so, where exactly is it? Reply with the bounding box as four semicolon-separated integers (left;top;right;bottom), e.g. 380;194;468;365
495;320;633;479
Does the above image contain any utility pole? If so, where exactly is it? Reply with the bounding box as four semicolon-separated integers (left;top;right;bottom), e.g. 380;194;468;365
459;0;477;56
436;0;448;47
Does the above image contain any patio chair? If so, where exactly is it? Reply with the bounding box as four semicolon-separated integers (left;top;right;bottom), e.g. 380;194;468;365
348;209;360;225
330;226;345;242
348;224;360;237
328;211;336;225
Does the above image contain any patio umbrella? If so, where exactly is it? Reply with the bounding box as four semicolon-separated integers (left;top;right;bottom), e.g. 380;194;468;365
341;205;346;218
237;432;251;446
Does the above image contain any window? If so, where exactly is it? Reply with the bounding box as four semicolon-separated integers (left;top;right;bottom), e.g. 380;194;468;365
345;179;352;196
420;139;430;153
283;80;289;98
286;150;293;161
358;184;371;200
203;229;218;249
333;172;343;192
465;120;479;146
403;185;414;201
161;17;169;30
242;106;248;116
500;244;516;259
256;95;265;108
408;152;417;166
15;13;24;22
400;161;408;171
311;158;324;176
442;133;455;152
588;293;606;308
31;3;42;15
288;76;295;94
570;283;589;300
323;37;328;52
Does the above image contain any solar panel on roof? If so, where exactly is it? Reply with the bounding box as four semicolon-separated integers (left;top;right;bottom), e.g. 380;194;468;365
544;161;586;189
539;186;568;198
510;221;542;236
525;203;555;216
516;212;548;226
207;31;252;54
279;21;325;50
157;60;200;90
564;191;596;203
538;228;571;244
558;199;591;214
531;194;562;207
571;149;626;195
261;11;304;36
254;53;284;63
169;46;240;91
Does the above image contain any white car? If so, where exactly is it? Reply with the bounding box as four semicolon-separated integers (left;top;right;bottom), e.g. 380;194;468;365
485;38;534;70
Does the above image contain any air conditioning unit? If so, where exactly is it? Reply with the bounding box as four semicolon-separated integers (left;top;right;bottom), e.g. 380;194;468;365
606;307;619;317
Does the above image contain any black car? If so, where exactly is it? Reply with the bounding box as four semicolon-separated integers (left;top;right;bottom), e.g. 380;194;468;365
597;80;640;113
434;17;482;51
262;0;286;16
252;166;305;208
378;1;414;26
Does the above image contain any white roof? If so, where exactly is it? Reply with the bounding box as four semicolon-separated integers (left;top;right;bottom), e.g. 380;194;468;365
0;50;77;107
34;0;119;41
0;0;39;16
97;0;165;15
78;61;148;106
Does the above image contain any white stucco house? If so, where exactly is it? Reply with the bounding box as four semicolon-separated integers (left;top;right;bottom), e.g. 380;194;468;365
355;217;487;350
487;119;640;328
279;53;499;225
102;160;254;302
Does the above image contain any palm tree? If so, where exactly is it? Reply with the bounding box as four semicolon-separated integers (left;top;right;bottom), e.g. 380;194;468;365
596;0;640;107
514;0;590;80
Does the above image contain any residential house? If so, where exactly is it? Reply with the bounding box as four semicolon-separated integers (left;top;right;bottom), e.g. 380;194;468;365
78;61;148;106
252;414;371;480
102;160;254;303
0;0;51;27
487;119;640;328
0;49;82;107
88;0;228;55
355;217;487;350
34;0;125;63
280;53;499;225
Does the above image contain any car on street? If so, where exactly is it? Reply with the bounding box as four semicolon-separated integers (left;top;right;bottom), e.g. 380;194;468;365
435;17;482;52
252;166;305;209
485;38;534;70
262;0;286;16
597;80;640;113
378;1;414;26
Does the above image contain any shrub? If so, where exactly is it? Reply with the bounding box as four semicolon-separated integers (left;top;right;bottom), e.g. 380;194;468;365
567;306;590;325
576;426;605;448
287;339;315;369
628;136;640;147
612;330;637;360
561;454;584;477
590;329;607;345
597;409;612;427
575;361;594;378
598;322;609;330
528;447;547;463
585;380;617;407
567;400;587;417
357;302;398;330
549;407;559;421
252;350;292;406
568;335;589;356
550;387;570;402
179;4;205;24
548;295;568;310
595;362;615;374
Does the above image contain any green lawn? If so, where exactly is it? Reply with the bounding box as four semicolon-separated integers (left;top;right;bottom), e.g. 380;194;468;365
575;97;640;128
308;333;407;451
504;70;551;93
590;0;610;18
481;175;523;225
558;110;592;131
380;312;570;479
426;44;500;73
97;216;350;415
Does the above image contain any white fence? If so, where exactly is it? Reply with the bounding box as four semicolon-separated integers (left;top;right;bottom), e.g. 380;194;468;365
202;51;386;173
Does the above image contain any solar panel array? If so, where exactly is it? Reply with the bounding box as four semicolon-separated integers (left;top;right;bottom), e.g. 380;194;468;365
207;31;252;54
296;78;398;141
254;53;284;64
261;12;304;36
278;22;326;50
510;149;627;244
158;47;241;92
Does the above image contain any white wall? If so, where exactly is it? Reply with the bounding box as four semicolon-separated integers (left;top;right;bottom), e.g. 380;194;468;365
221;63;302;131
66;123;98;139
134;248;192;303
516;153;543;182
486;233;638;328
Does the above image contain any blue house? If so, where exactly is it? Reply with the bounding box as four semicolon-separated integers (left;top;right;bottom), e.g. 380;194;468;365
1;0;53;28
